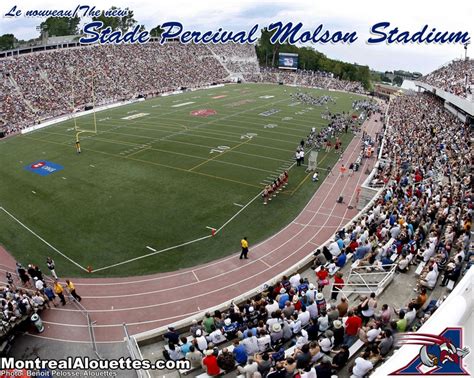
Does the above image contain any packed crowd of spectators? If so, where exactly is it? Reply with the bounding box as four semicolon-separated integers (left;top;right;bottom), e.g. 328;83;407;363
244;68;366;94
1;258;75;339
160;91;472;377
418;59;473;100
0;42;230;135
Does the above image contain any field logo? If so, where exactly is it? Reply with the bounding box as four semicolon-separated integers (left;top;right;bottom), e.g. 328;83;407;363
391;328;470;375
25;160;64;176
190;109;217;117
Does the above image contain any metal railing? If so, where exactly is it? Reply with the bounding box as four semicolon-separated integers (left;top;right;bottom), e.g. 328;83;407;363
123;323;151;378
69;296;101;359
332;263;398;298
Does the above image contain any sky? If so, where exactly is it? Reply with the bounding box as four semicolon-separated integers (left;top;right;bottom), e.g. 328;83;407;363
1;0;473;74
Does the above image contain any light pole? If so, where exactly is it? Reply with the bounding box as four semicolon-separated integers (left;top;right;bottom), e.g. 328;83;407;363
464;42;470;60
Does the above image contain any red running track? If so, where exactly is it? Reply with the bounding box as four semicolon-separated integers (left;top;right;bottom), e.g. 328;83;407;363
0;115;381;343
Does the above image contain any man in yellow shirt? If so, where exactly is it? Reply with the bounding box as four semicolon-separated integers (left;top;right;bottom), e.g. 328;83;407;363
66;279;82;302
53;280;66;306
239;237;249;259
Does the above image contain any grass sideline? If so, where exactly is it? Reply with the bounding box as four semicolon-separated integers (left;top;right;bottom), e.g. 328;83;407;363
0;83;365;277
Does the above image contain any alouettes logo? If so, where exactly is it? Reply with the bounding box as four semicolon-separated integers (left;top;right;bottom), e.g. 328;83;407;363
391;328;470;375
31;161;46;169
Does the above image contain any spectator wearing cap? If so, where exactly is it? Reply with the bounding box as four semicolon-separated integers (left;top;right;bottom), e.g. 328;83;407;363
202;349;220;376
333;320;344;347
223;318;239;340
164;326;180;344
319;330;334;354
270;322;283;344
190;319;203;337
315;292;327;313
195;329;208;351
277;289;289;309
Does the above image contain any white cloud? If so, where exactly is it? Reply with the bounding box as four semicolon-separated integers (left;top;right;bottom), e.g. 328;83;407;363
1;0;472;73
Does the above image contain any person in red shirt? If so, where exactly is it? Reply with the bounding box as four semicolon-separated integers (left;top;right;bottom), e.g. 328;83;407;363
316;267;329;291
331;272;344;301
202;350;221;376
344;310;362;346
349;239;359;252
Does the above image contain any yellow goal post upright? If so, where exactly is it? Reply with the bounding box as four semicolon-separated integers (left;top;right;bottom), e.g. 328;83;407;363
70;69;98;152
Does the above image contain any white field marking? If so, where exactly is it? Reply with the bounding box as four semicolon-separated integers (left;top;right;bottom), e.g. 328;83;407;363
91;234;213;273
233;203;244;207
62;177;67;180
31;191;36;194
205;226;216;230
171;102;195;108
121;113;149;121
0;206;88;272
192;271;200;282
215;190;263;234
146;246;157;252
259;259;272;268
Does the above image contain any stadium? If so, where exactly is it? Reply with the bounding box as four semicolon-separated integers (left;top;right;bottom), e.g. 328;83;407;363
0;3;473;378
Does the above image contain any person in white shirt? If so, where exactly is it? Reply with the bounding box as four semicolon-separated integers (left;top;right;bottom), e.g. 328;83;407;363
420;266;438;289
295;329;308;349
207;325;226;345
289;273;301;289
351;351;374;378
265;299;279;316
195;329;208;351
318;311;329;332
404;303;417;326
366;324;382;342
300;366;317;378
242;332;259;355
319;330;333;353
257;330;272;352
34;277;44;291
298;307;311;327
328;240;341;257
289;315;302;335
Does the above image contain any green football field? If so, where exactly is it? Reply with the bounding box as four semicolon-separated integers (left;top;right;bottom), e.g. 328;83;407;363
0;83;365;277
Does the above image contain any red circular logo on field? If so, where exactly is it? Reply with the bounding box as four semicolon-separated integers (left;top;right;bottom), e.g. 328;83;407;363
190;109;217;117
31;162;46;169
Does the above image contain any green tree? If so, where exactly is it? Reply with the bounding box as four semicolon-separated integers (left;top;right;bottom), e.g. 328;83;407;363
0;34;15;51
39;17;80;36
393;76;403;86
150;25;164;38
92;7;137;32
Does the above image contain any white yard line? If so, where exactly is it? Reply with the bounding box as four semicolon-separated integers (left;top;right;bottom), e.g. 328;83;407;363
0;206;88;272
